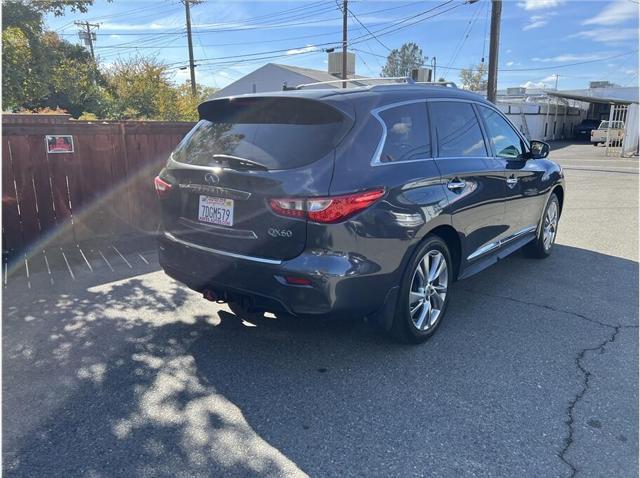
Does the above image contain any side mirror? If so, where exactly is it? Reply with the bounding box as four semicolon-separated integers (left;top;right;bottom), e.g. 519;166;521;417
530;140;550;159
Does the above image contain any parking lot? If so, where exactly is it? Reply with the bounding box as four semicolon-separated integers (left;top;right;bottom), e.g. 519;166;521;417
3;142;638;477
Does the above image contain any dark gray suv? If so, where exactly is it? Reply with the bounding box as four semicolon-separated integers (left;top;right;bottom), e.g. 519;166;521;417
155;83;564;343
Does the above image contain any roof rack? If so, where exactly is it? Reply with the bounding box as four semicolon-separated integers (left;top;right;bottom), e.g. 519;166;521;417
283;77;457;90
414;81;458;88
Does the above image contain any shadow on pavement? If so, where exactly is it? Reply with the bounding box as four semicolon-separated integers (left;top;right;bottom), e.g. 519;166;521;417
2;245;638;477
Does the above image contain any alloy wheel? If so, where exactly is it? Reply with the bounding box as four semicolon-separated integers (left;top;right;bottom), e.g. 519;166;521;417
409;250;448;331
543;200;558;250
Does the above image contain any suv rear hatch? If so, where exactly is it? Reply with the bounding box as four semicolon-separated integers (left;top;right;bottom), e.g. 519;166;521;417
158;95;353;261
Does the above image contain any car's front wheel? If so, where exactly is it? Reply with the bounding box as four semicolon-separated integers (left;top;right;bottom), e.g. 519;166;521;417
391;235;452;344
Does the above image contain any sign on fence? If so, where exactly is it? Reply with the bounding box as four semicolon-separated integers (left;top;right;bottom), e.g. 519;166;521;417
45;135;74;154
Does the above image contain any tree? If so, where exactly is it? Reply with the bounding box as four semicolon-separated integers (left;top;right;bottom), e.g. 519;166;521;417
173;82;217;121
381;42;425;78
2;0;105;114
2;27;33;110
2;1;214;120
104;57;179;120
459;63;488;92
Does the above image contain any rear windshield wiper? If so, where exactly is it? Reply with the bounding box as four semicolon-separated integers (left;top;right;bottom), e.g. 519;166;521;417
210;154;268;171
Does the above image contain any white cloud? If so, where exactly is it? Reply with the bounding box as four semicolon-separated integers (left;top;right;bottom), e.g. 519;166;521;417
174;68;191;83
286;45;319;55
521;81;548;88
571;28;639;43
531;52;612;62
523;17;547;31
518;0;563;11
523;11;558;31
521;74;558;89
506;61;515;66
583;0;638;26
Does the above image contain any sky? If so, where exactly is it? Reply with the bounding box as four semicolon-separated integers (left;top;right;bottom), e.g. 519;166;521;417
46;0;640;91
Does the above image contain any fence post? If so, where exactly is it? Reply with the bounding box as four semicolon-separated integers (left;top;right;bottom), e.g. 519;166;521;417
119;122;134;225
605;104;614;157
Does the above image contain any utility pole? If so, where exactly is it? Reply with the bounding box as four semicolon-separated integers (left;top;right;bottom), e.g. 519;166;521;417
486;0;502;103
75;21;99;60
183;0;197;96
342;0;348;88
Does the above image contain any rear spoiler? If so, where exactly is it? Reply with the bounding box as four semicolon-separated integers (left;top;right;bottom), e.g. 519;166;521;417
197;95;356;124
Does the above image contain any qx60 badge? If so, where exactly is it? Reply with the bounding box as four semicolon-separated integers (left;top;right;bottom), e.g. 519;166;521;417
268;228;293;238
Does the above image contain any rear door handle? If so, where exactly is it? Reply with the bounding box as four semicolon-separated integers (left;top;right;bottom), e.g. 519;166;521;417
447;179;466;191
506;176;518;187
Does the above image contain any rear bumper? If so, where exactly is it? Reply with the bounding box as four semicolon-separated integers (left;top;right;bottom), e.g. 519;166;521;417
158;232;397;319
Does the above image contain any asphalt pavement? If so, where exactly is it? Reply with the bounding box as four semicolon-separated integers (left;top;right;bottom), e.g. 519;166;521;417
3;141;638;477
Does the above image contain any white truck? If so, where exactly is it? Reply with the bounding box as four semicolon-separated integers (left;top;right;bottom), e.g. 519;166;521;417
591;120;625;146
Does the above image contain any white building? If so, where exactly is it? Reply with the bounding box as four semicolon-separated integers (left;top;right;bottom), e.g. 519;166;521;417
211;52;365;98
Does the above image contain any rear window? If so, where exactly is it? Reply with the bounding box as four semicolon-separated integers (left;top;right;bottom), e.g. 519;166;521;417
376;102;431;163
172;97;349;170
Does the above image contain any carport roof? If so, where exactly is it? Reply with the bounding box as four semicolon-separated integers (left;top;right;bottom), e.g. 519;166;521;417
547;86;638;105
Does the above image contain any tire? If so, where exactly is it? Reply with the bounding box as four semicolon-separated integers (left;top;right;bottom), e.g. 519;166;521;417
523;193;560;259
390;235;452;344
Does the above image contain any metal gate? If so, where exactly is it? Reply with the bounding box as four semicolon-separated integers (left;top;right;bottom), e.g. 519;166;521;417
605;104;629;157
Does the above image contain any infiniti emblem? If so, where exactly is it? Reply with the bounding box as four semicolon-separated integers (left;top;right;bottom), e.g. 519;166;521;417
204;173;219;185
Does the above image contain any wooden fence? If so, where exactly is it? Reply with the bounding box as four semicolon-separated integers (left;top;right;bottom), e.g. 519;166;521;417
2;114;195;257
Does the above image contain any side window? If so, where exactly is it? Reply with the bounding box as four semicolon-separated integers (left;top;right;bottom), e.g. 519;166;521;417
479;106;525;159
429;101;487;158
377;102;430;163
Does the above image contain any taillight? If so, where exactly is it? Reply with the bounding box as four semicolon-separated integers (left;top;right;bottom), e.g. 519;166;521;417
268;189;385;224
268;198;306;219
154;176;173;198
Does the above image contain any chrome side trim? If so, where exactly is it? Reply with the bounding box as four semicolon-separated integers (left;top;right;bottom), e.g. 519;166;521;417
500;225;536;245
178;183;251;200
372;157;435;167
467;225;537;261
164;232;282;265
467;241;500;261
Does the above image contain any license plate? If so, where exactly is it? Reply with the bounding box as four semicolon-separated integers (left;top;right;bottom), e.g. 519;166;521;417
198;195;234;226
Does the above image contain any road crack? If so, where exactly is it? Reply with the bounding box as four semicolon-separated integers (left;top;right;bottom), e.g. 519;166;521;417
558;325;621;477
460;288;635;477
460;288;638;330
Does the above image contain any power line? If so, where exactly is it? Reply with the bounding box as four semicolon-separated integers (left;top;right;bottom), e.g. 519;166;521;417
434;50;639;72
193;1;336;31
347;6;391;51
348;0;461;46
165;0;462;70
443;0;483;79
346;49;640;73
96;23;374;50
